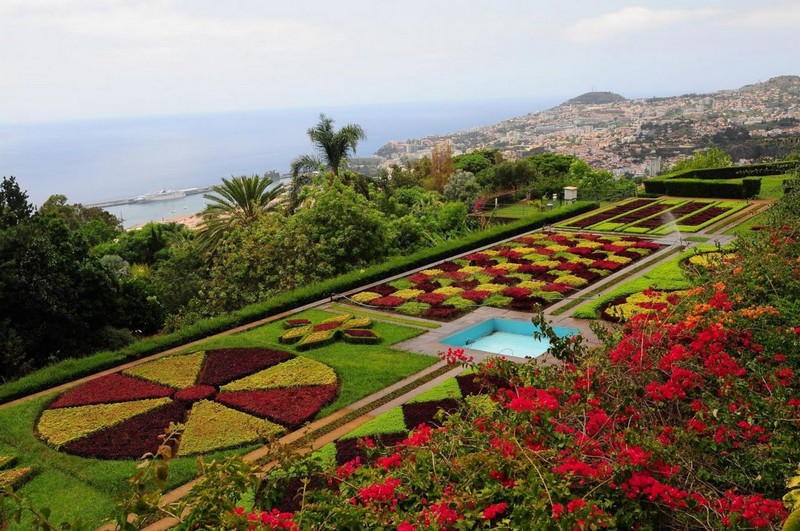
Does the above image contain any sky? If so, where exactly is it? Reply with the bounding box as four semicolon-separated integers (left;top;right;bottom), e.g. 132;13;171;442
0;0;798;123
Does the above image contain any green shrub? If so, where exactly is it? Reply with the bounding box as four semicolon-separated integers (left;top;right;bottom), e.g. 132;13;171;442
643;161;795;197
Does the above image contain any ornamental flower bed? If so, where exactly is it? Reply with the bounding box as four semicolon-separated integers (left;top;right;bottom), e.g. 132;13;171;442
564;199;656;229
341;329;381;345
599;289;689;323
35;348;340;459
0;456;35;491
350;232;661;320
558;198;746;235
682;251;739;273
278;314;380;349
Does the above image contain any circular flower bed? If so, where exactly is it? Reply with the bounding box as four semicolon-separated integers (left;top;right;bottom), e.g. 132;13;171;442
35;348;339;459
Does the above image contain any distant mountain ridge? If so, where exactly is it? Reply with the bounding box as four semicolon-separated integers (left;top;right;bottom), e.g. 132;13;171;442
563;91;627;105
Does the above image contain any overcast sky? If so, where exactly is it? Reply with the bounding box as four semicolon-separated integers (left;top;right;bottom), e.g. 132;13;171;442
1;0;798;123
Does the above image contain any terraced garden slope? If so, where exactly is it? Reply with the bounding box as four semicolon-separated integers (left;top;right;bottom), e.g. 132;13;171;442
558;198;747;234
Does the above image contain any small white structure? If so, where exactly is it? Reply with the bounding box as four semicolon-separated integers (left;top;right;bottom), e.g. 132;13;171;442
563;186;578;203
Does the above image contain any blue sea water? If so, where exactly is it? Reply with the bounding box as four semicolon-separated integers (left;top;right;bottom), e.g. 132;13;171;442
0;97;558;224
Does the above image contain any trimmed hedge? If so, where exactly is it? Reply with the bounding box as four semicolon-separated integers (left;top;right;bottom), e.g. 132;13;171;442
659;177;761;199
0;201;597;405
644;161;798;197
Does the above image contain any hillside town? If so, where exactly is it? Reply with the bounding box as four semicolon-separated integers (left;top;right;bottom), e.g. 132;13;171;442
373;75;800;176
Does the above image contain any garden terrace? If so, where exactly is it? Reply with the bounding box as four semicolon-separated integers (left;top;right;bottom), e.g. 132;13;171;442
557;198;747;235
348;232;662;320
562;198;655;229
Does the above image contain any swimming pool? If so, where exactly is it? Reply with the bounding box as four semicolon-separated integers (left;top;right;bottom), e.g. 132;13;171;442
441;318;579;358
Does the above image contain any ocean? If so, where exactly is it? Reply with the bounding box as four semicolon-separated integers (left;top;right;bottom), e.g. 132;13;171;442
0;97;558;227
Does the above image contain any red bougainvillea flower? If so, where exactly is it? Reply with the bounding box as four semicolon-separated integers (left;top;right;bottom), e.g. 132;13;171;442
482;502;507;520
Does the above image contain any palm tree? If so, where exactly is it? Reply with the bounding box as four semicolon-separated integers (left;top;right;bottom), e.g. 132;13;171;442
290;114;367;182
197;174;285;252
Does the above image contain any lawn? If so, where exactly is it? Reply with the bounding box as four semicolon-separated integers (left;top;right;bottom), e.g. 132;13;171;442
723;210;770;237
0;309;434;529
490;201;546;219
758;174;790;200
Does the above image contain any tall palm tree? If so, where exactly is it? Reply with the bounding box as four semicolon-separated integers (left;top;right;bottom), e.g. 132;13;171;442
197;174;285;252
290;114;367;182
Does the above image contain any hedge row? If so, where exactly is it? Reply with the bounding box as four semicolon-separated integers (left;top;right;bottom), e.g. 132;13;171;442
644;161;798;197
655;177;761;199
0;201;597;404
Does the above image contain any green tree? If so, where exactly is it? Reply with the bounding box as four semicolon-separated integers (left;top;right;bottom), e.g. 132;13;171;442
479;159;538;192
39;195;121;243
670;147;733;172
201;181;390;313
443;170;481;210
452;150;499;175
0;176;33;228
0;216;123;378
197;174;285;252
290;114;367;182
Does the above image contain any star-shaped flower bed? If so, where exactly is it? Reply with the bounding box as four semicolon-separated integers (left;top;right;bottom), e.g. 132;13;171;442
351;232;662;320
278;314;380;350
35;348;339;459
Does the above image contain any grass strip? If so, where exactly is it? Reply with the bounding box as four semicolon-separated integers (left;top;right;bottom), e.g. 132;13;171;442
719;204;772;235
550;247;684;317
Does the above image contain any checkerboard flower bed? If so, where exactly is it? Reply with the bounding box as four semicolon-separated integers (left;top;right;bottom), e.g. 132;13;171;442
35;348;340;459
350;232;661;320
564;199;655;228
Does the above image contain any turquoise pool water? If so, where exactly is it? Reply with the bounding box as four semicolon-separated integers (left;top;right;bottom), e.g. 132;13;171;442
441;318;579;358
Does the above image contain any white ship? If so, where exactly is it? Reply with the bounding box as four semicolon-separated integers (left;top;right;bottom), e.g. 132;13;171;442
135;189;187;202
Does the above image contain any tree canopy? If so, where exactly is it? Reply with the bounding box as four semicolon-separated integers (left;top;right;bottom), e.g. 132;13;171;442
290;114;367;180
670;147;733;173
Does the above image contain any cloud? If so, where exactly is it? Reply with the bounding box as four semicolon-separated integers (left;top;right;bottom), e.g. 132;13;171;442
564;6;719;43
726;2;800;28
